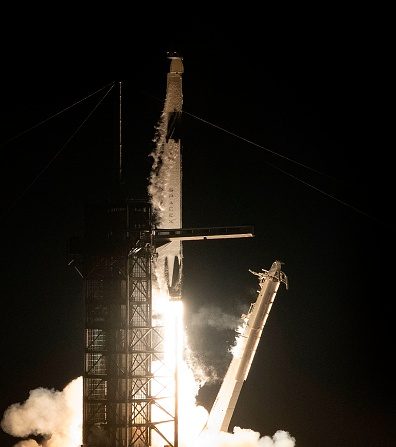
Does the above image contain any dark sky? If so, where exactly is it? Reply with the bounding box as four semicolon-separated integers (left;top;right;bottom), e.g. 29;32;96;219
0;27;394;447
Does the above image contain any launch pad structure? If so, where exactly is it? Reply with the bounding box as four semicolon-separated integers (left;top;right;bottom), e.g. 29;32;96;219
69;55;256;447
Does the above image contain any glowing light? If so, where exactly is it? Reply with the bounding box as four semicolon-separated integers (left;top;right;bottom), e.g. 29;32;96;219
150;284;208;447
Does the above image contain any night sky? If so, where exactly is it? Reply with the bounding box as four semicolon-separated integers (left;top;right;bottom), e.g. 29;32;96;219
0;29;393;447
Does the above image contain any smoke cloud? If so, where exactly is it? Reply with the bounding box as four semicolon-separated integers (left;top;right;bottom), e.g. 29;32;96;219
186;304;250;382
1;377;82;447
1;375;296;447
195;428;296;447
184;340;220;385
189;305;243;331
148;114;179;226
14;440;40;447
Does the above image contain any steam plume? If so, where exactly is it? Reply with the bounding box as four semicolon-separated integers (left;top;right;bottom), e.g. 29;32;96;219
148;114;179;226
189;305;243;331
1;377;82;447
195;428;296;446
1;376;296;447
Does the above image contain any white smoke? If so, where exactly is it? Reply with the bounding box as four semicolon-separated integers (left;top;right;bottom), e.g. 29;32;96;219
229;315;249;357
187;304;250;382
14;440;40;447
1;376;296;447
194;428;296;447
148;113;167;220
1;377;82;447
148;113;180;226
189;305;243;331
184;343;220;385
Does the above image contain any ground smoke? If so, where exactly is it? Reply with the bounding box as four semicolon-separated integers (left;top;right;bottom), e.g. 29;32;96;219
195;428;296;447
1;377;82;447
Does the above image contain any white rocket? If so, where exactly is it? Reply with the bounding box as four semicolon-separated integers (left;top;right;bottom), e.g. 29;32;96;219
206;260;288;432
151;54;254;300
154;54;184;298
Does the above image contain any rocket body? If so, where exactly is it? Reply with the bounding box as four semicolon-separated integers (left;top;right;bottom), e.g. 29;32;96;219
154;56;184;298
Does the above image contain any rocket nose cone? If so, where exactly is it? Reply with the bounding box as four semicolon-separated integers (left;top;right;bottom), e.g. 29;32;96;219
169;57;184;74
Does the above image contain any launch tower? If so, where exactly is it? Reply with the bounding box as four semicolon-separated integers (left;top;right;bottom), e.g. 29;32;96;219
69;55;254;447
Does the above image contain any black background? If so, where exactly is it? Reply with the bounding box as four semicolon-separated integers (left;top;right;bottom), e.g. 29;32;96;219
0;21;394;447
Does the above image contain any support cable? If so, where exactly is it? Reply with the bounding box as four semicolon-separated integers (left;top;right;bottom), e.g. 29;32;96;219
1;82;115;221
142;91;386;226
1;81;115;147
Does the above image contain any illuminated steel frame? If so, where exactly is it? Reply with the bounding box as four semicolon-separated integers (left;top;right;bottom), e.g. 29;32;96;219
80;200;176;447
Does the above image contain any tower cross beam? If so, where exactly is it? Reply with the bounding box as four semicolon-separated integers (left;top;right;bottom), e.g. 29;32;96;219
154;225;254;244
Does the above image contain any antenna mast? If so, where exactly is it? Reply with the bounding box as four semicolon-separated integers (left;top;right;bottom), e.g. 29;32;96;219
119;81;122;185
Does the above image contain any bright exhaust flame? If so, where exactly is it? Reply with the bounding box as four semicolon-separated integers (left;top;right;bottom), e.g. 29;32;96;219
150;260;210;446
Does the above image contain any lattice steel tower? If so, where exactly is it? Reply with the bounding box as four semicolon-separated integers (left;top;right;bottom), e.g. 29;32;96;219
73;200;163;447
